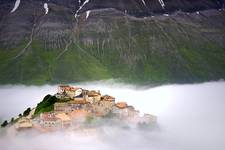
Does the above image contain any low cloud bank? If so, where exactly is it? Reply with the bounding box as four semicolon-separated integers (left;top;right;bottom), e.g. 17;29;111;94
0;81;225;150
0;85;57;120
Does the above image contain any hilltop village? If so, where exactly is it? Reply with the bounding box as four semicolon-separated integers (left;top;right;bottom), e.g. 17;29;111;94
7;85;156;131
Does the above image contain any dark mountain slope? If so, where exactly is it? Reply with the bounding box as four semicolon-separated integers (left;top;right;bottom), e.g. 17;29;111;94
0;0;225;84
1;0;225;18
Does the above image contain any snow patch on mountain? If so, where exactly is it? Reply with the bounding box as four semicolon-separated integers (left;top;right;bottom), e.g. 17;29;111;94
86;10;91;19
44;3;49;15
158;0;165;9
163;14;169;17
10;0;21;13
141;0;146;7
75;0;90;18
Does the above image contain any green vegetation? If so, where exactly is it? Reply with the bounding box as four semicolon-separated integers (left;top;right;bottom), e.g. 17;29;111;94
1;120;8;128
10;118;14;124
34;95;59;116
23;108;31;117
0;12;225;85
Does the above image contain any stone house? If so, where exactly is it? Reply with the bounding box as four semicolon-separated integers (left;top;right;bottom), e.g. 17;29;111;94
74;97;85;101
40;112;73;128
54;100;91;113
68;100;91;111
93;95;116;115
115;102;127;109
54;103;72;113
87;90;101;103
40;113;61;128
58;85;83;99
69;110;89;124
92;105;107;117
15;117;33;130
86;96;94;104
58;85;70;94
113;102;140;119
55;113;71;128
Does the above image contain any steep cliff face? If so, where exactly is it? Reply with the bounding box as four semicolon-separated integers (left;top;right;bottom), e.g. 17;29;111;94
1;0;224;19
0;0;225;84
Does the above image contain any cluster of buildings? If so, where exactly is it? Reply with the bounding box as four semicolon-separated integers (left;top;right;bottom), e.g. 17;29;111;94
15;85;157;131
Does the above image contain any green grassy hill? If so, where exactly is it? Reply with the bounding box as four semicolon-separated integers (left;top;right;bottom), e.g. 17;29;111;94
0;8;225;85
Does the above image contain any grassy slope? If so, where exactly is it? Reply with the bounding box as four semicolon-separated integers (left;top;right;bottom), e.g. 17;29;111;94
34;95;58;116
0;11;224;85
0;40;112;84
78;13;225;84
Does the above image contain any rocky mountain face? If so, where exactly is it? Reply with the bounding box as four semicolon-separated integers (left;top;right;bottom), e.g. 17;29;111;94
0;0;225;84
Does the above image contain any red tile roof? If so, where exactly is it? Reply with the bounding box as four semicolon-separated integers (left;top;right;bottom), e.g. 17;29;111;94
87;90;101;96
101;95;115;101
116;102;128;109
59;85;81;92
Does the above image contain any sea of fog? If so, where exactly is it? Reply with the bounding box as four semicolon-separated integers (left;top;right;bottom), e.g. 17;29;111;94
0;81;225;150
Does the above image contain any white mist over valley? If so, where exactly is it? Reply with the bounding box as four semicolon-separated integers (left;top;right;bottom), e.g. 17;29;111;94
0;81;225;150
